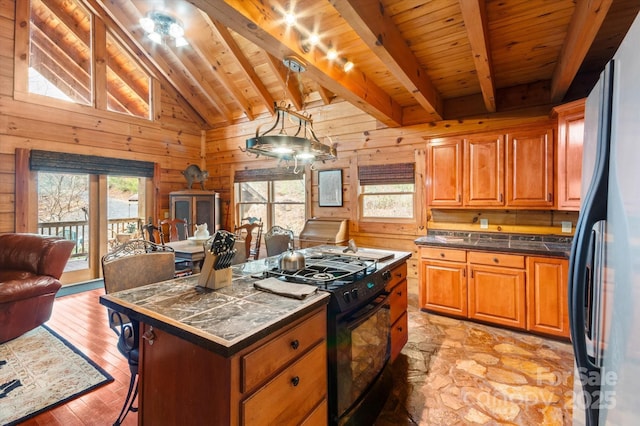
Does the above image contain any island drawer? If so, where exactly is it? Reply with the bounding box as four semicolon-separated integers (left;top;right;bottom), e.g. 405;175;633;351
241;342;327;425
241;309;326;392
421;247;467;262
468;251;525;268
388;279;407;325
385;262;407;290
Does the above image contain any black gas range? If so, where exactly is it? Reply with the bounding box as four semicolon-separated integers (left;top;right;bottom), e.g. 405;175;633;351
265;253;392;313
265;252;395;425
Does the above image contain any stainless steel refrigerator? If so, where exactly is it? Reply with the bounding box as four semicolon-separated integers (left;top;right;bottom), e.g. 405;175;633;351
569;11;640;426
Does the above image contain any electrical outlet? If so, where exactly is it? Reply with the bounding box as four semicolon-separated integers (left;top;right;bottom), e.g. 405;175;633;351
562;221;572;233
480;218;489;229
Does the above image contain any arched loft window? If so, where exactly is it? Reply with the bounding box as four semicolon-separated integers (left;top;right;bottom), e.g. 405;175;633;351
21;0;152;120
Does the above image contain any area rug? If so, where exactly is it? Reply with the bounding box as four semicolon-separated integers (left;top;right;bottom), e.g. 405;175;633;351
0;325;113;425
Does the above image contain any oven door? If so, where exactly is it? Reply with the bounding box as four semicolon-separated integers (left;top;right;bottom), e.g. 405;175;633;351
335;293;391;420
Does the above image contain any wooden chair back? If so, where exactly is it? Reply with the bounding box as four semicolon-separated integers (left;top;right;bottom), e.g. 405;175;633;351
160;218;189;243
234;221;263;260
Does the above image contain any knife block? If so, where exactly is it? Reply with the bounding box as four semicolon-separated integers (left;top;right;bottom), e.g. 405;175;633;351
198;251;232;289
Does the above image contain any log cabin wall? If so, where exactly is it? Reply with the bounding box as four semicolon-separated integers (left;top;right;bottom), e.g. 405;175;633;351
0;2;203;234
205;100;574;287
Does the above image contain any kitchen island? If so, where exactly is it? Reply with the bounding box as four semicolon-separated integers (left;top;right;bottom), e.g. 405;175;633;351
99;245;410;425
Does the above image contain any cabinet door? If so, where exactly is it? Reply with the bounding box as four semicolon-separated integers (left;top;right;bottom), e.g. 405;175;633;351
557;109;584;210
468;265;526;328
419;259;467;317
506;128;554;207
427;138;463;207
464;135;504;206
194;196;216;232
526;257;569;337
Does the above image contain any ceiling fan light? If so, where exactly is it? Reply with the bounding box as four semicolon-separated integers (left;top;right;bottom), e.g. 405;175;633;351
169;22;184;38
175;36;189;47
148;32;162;44
296;152;315;160
139;17;155;33
308;33;320;46
343;60;354;72
326;48;338;61
284;13;296;27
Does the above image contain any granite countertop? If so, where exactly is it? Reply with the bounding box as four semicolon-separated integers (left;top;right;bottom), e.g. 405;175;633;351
99;246;411;357
415;231;573;258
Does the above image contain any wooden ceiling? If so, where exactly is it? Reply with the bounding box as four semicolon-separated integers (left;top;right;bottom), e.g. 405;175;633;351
31;0;640;129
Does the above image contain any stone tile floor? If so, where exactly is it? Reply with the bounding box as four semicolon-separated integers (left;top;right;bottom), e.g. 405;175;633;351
376;295;575;425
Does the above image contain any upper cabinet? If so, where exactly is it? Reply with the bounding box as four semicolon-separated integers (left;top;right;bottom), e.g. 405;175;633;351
554;99;586;211
427;138;463;207
427;126;554;209
505;128;554;208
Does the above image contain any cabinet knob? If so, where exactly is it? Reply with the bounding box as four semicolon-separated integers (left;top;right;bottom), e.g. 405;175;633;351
291;376;300;387
142;327;156;346
396;290;403;296
290;339;300;350
493;257;499;263
397;326;403;332
440;252;445;258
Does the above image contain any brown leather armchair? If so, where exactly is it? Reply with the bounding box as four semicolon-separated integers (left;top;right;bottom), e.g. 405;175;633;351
0;233;75;343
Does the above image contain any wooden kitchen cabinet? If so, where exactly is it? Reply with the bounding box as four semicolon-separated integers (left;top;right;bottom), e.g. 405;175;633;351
419;247;468;317
138;307;328;425
506;128;554;208
554;99;585;210
427;138;463;207
169;190;221;237
526;256;569;337
386;262;408;362
464;134;504;206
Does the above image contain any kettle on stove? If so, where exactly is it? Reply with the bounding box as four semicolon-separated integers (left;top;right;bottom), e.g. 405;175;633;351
279;242;305;272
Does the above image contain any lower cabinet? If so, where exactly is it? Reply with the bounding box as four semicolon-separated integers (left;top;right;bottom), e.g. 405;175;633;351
419;246;569;338
386;262;408;362
139;307;328;425
526;256;569;337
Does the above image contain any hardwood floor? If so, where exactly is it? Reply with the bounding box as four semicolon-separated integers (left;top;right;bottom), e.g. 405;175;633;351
23;288;138;426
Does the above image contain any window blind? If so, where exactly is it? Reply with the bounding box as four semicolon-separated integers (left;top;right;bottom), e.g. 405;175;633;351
234;167;303;182
358;163;415;185
30;150;154;178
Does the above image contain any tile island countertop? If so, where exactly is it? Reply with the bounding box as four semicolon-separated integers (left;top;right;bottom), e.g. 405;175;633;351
415;230;573;258
99;245;410;358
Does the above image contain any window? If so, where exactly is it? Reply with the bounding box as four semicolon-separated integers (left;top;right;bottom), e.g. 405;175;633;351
25;0;153;120
235;168;306;235
359;163;415;219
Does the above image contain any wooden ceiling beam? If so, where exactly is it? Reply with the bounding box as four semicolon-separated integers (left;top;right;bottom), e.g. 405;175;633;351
205;14;275;116
459;0;496;112
91;0;215;128
265;53;304;111
316;83;335;105
550;0;613;103
189;12;254;121
189;0;403;127
330;0;443;121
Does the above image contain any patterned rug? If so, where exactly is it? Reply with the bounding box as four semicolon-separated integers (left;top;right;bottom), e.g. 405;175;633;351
0;325;113;425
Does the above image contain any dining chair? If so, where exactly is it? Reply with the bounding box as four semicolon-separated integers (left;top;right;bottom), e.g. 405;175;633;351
101;239;176;426
159;218;189;243
140;220;161;244
264;225;294;257
234;221;263;260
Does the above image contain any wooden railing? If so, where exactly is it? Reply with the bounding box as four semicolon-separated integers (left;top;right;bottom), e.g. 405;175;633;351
38;217;141;257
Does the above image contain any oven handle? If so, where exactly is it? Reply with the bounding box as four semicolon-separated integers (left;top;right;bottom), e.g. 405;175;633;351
343;292;390;330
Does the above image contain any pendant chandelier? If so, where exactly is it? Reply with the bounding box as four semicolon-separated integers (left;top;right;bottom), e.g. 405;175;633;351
244;57;336;171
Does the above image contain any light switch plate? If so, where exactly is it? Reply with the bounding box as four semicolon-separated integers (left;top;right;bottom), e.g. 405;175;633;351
562;221;572;233
480;218;489;229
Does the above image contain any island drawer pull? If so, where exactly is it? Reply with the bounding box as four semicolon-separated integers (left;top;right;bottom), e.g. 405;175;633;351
290;339;300;350
142;327;156;346
291;376;300;387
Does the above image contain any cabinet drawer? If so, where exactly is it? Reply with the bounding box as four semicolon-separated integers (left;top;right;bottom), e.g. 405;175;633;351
468;251;524;268
420;247;467;262
242;342;327;425
385;263;407;289
388;279;407;325
241;310;326;392
390;311;408;362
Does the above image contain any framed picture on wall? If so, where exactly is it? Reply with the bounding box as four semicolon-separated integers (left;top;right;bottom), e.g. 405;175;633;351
318;169;343;207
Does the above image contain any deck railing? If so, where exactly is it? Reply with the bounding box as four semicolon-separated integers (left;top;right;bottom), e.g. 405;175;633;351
38;218;141;257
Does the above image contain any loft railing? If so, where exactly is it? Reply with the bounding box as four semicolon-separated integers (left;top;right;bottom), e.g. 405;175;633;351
38;217;141;257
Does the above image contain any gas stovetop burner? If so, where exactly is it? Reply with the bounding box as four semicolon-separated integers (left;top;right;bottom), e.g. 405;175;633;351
265;254;377;288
